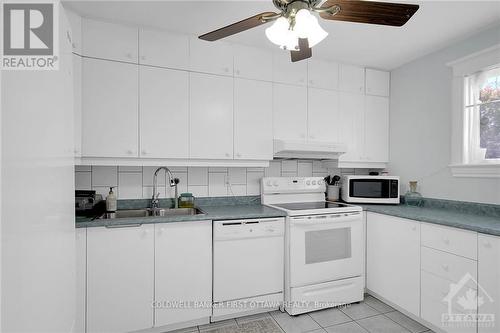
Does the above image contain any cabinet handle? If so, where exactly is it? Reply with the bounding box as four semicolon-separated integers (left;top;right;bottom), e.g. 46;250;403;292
140;56;146;61
126;52;132;59
411;225;417;231
309;80;314;85
141;150;147;155
127;150;134;155
225;153;231;158
235;69;240;75
309;135;315;140
105;223;142;229
483;241;492;248
236;153;241;158
443;237;450;245
223;67;229;73
442;264;450;272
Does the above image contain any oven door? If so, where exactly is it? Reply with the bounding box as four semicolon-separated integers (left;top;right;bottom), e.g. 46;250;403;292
289;212;363;288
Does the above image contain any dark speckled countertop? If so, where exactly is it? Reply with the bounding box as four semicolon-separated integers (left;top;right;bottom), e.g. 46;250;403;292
76;203;286;228
362;202;500;236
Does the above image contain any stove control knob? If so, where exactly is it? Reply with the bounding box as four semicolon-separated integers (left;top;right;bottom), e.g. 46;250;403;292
266;180;272;186
312;180;317;185
306;180;311;185
273;181;278;187
318;180;324;185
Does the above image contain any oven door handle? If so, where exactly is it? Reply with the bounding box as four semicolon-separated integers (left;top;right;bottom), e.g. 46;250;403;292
290;214;361;226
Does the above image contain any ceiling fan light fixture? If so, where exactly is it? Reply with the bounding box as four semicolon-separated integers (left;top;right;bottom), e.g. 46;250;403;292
265;17;290;46
293;9;328;47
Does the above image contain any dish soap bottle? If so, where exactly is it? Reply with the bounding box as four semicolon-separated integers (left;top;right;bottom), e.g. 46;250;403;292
405;181;423;207
106;187;117;212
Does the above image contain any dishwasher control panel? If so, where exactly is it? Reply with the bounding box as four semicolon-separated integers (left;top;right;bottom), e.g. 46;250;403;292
213;218;284;240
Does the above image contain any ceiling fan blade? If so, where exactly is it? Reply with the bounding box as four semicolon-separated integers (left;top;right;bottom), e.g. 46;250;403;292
290;38;312;62
319;0;419;27
199;12;280;41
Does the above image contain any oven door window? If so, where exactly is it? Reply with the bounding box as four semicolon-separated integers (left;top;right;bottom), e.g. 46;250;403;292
305;228;352;264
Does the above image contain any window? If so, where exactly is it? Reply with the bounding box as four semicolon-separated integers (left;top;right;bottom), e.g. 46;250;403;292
464;66;500;163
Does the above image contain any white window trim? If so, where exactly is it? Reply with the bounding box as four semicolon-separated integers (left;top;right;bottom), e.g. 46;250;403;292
447;44;500;178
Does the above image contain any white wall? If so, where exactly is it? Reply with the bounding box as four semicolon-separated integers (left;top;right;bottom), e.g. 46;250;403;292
75;162;372;200
1;7;76;332
390;23;500;205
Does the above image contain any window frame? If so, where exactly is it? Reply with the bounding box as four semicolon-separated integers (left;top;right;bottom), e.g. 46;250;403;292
447;44;500;178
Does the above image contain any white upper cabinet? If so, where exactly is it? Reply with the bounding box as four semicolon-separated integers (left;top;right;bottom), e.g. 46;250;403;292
273;51;307;86
365;69;390;97
366;213;421;317
234;78;273;160
189;38;233;76
339;64;365;94
65;9;82;54
82;18;138;63
364;96;389;162
273;83;308;141
478;234;500;333
233;44;273;81
139;28;189;70
86;225;154;333
155;221;212;328
73;54;82;157
82;58;139;158
307;88;340;142
139;66;189;159
338;92;364;161
308;59;339;90
189;73;234;159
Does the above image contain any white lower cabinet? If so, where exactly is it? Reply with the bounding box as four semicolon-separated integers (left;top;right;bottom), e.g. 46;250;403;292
478;234;500;333
86;225;154;333
75;228;86;333
366;212;421;316
154;221;212;329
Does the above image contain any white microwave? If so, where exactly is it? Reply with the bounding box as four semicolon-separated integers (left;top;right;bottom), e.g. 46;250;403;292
341;175;400;204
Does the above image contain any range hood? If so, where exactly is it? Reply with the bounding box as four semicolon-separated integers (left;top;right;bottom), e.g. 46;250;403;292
273;139;347;160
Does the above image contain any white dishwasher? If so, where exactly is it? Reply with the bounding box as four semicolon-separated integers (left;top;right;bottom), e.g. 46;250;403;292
212;217;285;321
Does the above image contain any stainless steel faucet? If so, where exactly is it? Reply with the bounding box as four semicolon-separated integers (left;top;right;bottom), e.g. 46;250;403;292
151;167;179;211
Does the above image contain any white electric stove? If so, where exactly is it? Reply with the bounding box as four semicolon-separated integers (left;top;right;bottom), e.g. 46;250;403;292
261;176;364;315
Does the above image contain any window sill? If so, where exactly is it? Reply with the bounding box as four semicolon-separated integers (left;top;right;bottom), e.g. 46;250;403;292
449;163;500;178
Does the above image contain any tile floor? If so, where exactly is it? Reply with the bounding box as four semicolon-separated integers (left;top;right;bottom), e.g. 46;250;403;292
168;295;434;333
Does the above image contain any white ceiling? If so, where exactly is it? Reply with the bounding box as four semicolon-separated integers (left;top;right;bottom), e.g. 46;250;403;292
64;0;500;70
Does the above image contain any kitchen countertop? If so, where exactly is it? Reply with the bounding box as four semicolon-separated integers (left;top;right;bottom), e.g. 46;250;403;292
75;204;287;228
362;204;500;236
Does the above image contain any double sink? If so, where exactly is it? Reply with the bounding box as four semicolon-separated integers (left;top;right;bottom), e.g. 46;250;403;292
106;207;205;219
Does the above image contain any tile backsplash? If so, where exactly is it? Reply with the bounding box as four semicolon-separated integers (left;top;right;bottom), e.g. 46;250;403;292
75;160;374;200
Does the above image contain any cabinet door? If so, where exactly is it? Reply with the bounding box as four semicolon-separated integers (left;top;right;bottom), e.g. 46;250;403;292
234;79;273;160
75;228;86;333
87;225;154;333
82;18;138;63
339;64;365;94
366;69;390;97
307;88;340;142
82;58;139;158
155;221;212;327
273;51;307;86
366;213;420;317
364;96;389;162
140;66;189;158
189;38;233;76
308;59;339;90
234;44;273;81
478;234;500;333
189;73;233;159
73;54;82;157
338;92;364;162
139;28;189;70
273;83;308;141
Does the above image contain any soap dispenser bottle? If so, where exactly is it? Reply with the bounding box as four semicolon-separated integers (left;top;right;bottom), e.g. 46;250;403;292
106;187;117;212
